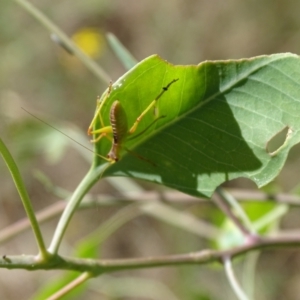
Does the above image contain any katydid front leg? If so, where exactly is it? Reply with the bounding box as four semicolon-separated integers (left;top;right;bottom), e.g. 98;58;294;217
87;82;113;136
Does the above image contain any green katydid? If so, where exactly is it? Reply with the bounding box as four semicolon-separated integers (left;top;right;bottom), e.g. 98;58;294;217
87;78;179;163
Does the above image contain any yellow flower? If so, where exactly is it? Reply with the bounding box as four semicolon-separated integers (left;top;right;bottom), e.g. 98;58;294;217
72;28;105;58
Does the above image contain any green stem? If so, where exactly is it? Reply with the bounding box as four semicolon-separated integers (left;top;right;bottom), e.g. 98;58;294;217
0;138;48;259
106;32;138;70
12;0;111;84
48;164;109;254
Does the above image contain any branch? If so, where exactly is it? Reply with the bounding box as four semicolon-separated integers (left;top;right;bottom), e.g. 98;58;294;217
32;170;300;206
1;234;300;274
33;172;300;206
0;187;296;244
213;188;254;237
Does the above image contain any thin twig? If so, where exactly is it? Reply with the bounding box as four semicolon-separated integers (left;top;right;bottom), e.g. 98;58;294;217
32;170;300;206
47;272;92;300
12;0;111;84
0;201;66;244
227;189;300;206
223;256;249;300
212;189;253;237
218;187;255;233
0;187;296;245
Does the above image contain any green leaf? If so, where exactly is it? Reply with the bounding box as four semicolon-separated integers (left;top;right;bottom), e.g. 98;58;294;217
92;53;300;197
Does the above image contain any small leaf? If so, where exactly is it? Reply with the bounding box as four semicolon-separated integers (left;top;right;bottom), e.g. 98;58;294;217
91;53;300;197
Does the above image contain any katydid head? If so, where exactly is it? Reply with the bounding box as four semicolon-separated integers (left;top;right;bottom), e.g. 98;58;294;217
107;143;119;162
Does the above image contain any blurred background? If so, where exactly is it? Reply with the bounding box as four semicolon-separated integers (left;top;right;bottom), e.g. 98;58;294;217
1;0;300;299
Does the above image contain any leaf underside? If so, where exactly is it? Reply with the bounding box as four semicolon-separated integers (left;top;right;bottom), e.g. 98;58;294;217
92;53;300;198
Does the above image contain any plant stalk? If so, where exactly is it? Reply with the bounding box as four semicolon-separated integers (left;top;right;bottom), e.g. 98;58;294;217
0;138;48;259
12;0;111;84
